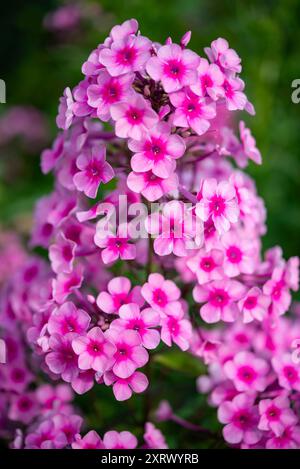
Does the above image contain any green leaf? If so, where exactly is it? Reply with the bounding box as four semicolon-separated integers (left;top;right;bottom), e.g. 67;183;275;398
154;350;206;377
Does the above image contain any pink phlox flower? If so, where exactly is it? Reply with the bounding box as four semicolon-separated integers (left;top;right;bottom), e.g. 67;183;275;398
48;302;91;336
41;133;64;174
221;229;257;277
105;328;149;379
49;232;76;274
266;425;300;449
204;38;242;74
72;327;116;374
144;422;168;449
160;302;192;351
87;70;134;121
8;392;39;424
73;145;114;198
129;121;185;178
238;287;270;323
99;33;151;76
53;413;83;446
218;393;262;446
258;395;298;436
187;248;224;284
110;303;161;349
170;89;216;136
110;93;158;140
103;430;138;449
196;178;239;234
146;43;200;93
96;276;144;315
52;265;84;304
127;169;178;202
56;87;74;130
141;273;181;315
190;58;224;100
224;351;270;392
94;224;136;264
239;121;262;165
72;78;95;118
193;279;246;323
45;333;79;383
72;430;104;449
272;354;300;391
263;266;292;317
103;369;149;401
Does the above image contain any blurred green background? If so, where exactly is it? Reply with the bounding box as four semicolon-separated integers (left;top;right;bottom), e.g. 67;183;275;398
0;0;299;448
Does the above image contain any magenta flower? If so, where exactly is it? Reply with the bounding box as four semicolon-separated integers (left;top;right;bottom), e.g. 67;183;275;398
196;178;239;234
129;122;185;178
146;43;200;93
87;70;134;121
24;419;63;449
72;431;104;449
105;329;149;379
72;327;116;373
111;94;158;140
222;76;248;112
238;287;270;323
94;225;136;264
73;146;114;199
190;58;224;100
52;266;83;304
263;267;291;317
193;279;246;323
127;169;178;202
56;87;74;130
170;89;216;136
239;121;262;165
45;333;79;383
221;230;257;277
224;351;269;392
266;425;300;449
144;422;168;449
218;393;261;445
47;302;90;336
187;248;224;284
110;303;161;350
141;273;181;315
8;393;38;424
49;233;76;274
258;396;297;437
272;354;300;391
160;303;192;351
103;370;149;401
103;430;137;449
97;276;144;315
146;200;198;257
53;414;83;446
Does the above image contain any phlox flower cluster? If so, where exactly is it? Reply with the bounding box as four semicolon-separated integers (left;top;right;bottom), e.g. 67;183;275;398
0;18;299;450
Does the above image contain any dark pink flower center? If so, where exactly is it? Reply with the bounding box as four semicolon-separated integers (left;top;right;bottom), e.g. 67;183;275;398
116;343;131;359
200;256;216;272
209;195;226;216
227;245;242;264
223;79;234;99
237;365;257;384
11;368;25;383
102;82;122;104
233;410;253;429
126;107;144;124
116;46;137;66
267;406;280;421
283;365;298;384
244;295;258;310
168;317;179;335
164;59;185;79
18;397;33;412
62;245;73;262
152;288;168;307
210;289;229;307
88;341;103;356
201;74;213;92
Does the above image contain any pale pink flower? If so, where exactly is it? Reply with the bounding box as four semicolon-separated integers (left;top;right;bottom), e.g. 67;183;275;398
52;266;83;304
190;58;224;100
96;277;144;315
72;327;116;373
258;396;297;436
109;19;139;43
87;70;134;121
170;89;216;136
73;146;114;199
127;169;178;202
49;233;76;274
144;422;168;449
53;414;83;445
187;248;224;284
103;370;148;401
218;394;261;445
99;34;151;76
141;273;181;315
24;419;63;449
145;200;198;257
263;267;292;317
56;87;74;130
103;430;137;449
36;383;73;413
129;122;185;178
146;44;200;92
238;287;270;323
205;38;242;74
193;279;246;323
222;76;248;112
110;94;158;140
110;303;161;349
48;302;90;336
105;329;149;379
221;230;257;277
224;351;269;392
160;303;192;351
72;431;104;449
196;178;239;234
239;121;262;165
